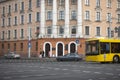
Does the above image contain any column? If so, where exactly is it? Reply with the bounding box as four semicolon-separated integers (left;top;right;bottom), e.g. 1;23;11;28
40;0;45;38
65;0;70;38
77;0;83;37
52;0;57;38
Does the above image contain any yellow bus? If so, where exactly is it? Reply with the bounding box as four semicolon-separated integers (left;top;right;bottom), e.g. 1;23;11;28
85;38;120;63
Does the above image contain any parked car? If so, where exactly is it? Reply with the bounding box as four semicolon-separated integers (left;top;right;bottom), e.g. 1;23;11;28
4;52;20;59
56;53;82;61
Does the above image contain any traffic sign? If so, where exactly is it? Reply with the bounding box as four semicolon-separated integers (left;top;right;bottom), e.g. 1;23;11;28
75;39;80;44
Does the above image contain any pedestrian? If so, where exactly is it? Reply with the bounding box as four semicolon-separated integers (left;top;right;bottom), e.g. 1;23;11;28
39;51;42;58
42;51;44;58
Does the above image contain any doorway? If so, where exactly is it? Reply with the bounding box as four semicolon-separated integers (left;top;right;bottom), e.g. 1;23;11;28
70;43;76;53
57;43;63;56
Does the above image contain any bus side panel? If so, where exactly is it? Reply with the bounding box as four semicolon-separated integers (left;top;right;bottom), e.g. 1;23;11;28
96;54;120;62
85;56;99;62
85;54;119;62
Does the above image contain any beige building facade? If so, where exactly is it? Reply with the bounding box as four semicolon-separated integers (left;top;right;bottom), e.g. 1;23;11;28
0;0;120;57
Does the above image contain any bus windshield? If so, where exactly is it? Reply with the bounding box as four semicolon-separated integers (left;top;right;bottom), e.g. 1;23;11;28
86;40;99;55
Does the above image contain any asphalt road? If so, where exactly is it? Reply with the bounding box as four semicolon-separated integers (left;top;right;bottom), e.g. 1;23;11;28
0;60;120;80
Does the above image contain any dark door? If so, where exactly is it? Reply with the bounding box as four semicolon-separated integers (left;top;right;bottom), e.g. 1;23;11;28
70;43;76;53
58;43;63;56
45;43;50;57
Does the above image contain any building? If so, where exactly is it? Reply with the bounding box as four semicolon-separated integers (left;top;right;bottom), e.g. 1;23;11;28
0;0;120;57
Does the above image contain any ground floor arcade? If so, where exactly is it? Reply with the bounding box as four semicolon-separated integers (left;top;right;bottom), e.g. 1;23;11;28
0;38;85;58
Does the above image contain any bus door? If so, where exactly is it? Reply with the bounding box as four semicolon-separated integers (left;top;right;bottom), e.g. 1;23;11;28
100;42;110;60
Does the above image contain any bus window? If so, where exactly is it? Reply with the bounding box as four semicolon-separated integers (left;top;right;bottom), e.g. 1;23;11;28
86;40;99;55
100;42;110;54
111;43;120;53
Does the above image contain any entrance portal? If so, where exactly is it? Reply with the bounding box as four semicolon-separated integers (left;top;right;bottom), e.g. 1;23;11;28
70;43;76;53
45;43;50;57
57;43;63;56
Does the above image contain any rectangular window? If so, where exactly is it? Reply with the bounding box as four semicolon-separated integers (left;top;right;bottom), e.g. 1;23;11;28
85;26;89;35
48;0;53;6
3;7;5;14
2;18;5;27
71;26;77;36
117;1;120;8
107;0;111;8
2;31;5;40
21;15;24;24
71;0;77;5
36;0;40;7
85;11;90;20
29;0;32;9
47;11;52;20
96;0;100;7
8;30;10;39
107;13;111;22
36;27;39;37
59;11;64;20
59;26;64;35
14;43;16;51
47;26;52;35
21;2;24;11
36;42;38;51
15;4;18;12
96;27;100;36
8;17;11;26
14;16;17;25
8;5;11;13
20;29;24;38
2;43;4;49
118;14;120;23
20;43;23;51
59;0;65;6
96;12;100;21
8;43;10;50
85;0;90;6
29;14;32;23
71;10;77;20
36;12;40;21
14;29;17;39
118;27;120;37
107;27;110;37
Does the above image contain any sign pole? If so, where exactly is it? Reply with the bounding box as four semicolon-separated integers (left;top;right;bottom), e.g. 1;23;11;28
28;26;31;58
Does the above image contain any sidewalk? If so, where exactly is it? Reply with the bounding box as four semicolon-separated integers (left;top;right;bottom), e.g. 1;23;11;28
0;57;57;63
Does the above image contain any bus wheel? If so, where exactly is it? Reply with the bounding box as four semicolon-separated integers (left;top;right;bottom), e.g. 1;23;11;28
113;56;119;63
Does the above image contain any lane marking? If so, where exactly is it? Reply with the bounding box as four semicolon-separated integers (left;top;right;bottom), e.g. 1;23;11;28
83;71;91;73
105;73;114;76
62;69;68;70
94;72;101;74
99;78;106;80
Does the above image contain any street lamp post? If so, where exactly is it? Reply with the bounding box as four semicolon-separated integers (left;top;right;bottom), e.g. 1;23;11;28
28;26;31;58
109;16;112;38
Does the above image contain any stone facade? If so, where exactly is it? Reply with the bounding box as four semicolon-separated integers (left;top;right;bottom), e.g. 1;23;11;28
0;0;119;57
